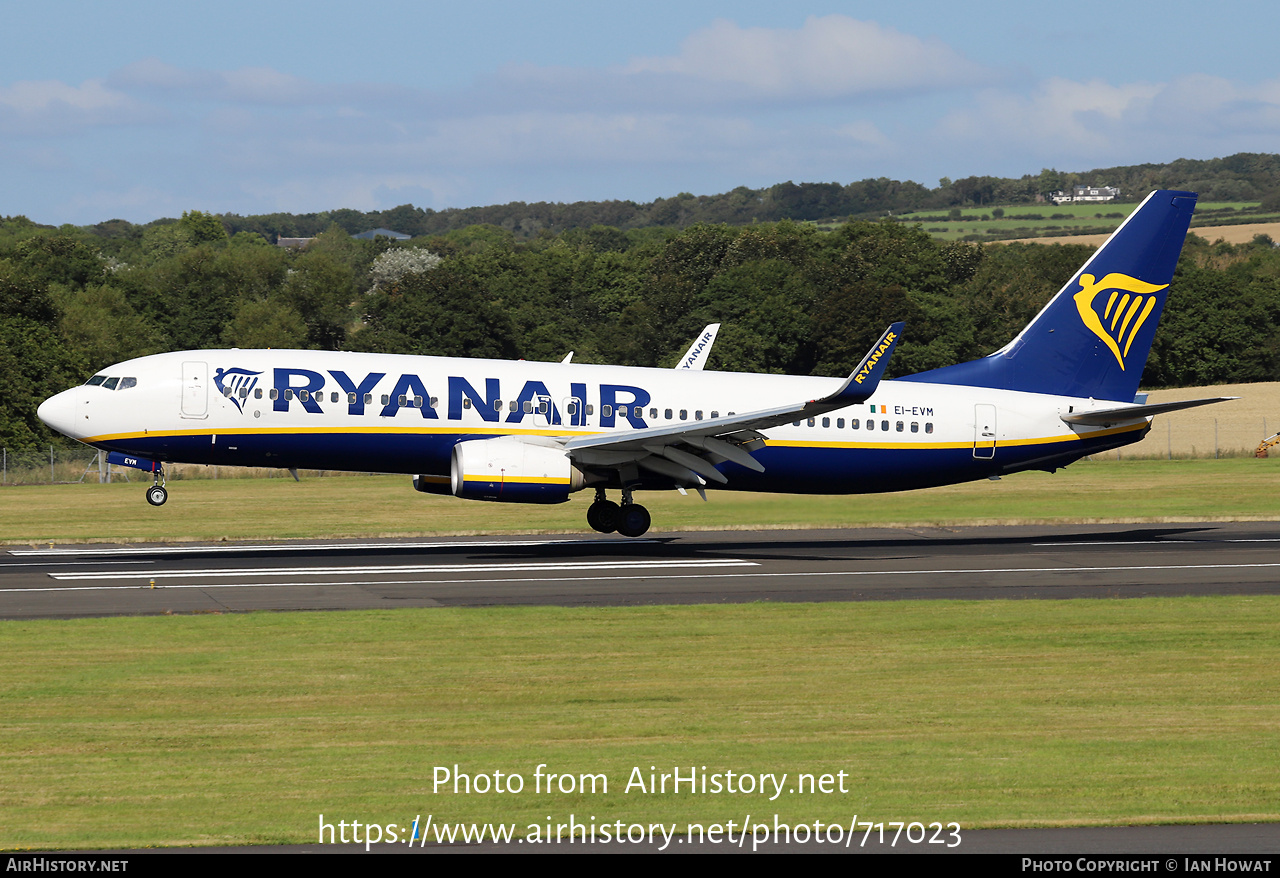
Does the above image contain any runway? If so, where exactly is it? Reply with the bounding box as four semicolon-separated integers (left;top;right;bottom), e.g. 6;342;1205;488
4;521;1280;619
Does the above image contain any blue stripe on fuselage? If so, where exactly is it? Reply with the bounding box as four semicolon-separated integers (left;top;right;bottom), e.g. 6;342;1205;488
99;426;1142;494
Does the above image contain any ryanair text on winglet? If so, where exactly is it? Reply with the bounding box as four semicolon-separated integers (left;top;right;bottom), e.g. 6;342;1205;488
853;331;897;385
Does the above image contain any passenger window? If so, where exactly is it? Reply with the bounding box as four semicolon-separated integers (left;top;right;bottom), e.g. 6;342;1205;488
807;417;815;427
710;411;719;419
364;393;372;404
851;419;859;430
911;422;919;433
103;377;120;390
413;397;423;408
602;405;613;418
649;407;658;419
881;420;889;431
523;400;533;413
119;377;137;390
398;394;406;406
538;400;548;414
822;417;830;428
665;409;673;419
463;398;472;409
284;389;294;400
238;387;248;398
866;419;874;431
430;396;438;409
299;390;310;402
566;401;577;416
635;406;643;418
792;421;800;427
679;409;687;420
509;401;518;412
925;422;934;434
381;394;389;405
331;392;339;403
586;404;594;416
348;392;357;404
837;418;844;428
493;400;502;412
270;389;280;400
255;389;263;399
896;421;903;432
695;410;703;420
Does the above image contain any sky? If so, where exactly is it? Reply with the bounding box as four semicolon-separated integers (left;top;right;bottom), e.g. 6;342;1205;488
3;1;1279;225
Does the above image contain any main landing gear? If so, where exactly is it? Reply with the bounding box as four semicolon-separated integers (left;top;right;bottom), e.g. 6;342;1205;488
586;488;651;537
145;465;168;506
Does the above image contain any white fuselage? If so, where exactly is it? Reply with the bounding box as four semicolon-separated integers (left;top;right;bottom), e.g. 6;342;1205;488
39;349;1148;495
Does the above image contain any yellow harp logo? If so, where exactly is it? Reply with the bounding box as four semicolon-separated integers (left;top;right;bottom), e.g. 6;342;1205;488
1073;273;1168;371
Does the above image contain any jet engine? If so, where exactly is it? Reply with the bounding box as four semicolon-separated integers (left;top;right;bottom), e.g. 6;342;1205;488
450;436;584;503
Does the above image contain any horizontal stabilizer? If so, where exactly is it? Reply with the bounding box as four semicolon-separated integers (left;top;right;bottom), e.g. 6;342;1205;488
1061;397;1236;427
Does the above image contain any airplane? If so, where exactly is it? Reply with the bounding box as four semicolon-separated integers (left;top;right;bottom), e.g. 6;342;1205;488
560;322;718;369
37;190;1232;538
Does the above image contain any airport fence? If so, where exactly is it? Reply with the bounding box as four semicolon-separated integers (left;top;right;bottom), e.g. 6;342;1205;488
1091;416;1277;460
0;446;382;486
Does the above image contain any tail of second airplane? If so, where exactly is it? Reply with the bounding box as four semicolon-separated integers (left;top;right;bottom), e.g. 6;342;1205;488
901;189;1198;402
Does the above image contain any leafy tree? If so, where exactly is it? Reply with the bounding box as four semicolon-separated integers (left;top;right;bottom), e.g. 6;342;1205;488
0;262;87;448
53;282;165;370
351;265;520;359
223;297;310;350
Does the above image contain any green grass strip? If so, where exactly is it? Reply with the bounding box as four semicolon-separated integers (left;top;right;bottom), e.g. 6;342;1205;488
1;459;1276;544
2;597;1278;848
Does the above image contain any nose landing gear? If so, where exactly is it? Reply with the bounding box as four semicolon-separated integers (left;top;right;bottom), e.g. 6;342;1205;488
145;465;168;506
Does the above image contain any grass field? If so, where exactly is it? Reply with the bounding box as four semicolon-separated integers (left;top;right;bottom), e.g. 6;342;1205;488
1;458;1278;544
895;202;1280;242
3;598;1278;848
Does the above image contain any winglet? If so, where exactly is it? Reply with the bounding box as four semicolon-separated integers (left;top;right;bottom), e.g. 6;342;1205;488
819;322;904;406
676;323;720;370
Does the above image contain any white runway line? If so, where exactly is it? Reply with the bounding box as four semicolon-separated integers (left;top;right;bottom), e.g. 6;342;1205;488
46;558;757;582
1033;538;1280;547
9;560;1280;594
9;537;654;557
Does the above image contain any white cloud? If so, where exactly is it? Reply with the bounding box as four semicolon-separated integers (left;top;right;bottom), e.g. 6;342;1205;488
0;78;160;135
625;16;996;101
933;75;1280;167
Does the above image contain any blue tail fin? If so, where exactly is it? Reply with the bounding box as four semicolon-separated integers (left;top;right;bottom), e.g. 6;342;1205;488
901;190;1198;401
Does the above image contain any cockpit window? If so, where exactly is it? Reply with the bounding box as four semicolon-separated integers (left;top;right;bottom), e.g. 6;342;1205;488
118;377;137;390
86;375;107;386
102;377;120;390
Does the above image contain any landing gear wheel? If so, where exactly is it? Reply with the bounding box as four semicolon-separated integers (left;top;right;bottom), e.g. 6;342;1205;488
616;503;651;538
146;485;168;507
587;500;620;534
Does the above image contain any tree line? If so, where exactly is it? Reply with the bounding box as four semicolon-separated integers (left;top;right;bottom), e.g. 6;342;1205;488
3;208;1278;451
41;153;1277;246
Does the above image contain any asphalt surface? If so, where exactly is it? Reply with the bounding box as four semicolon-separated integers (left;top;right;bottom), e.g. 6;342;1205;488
4;521;1280;619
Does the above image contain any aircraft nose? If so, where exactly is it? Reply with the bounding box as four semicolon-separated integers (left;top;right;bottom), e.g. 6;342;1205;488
37;387;80;439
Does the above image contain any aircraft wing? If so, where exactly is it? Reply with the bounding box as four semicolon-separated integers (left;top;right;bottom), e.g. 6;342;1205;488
562;323;903;485
1061;396;1236;427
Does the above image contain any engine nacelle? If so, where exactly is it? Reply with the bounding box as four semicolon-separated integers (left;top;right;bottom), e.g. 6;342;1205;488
450;436;584;504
